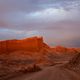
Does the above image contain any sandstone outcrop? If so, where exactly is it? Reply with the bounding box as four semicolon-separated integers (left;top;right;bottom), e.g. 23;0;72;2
0;36;44;53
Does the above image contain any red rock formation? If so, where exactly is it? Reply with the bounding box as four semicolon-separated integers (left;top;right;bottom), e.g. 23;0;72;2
65;51;80;71
52;46;67;53
0;36;44;54
0;36;79;64
52;46;78;54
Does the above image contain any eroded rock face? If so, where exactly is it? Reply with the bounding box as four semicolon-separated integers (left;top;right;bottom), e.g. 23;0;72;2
0;36;43;53
0;36;80;79
66;52;80;69
52;46;77;54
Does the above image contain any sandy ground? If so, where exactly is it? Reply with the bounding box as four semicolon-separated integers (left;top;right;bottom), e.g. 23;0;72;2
9;65;80;80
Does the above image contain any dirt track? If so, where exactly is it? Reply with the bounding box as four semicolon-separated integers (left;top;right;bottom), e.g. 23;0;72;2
10;65;80;80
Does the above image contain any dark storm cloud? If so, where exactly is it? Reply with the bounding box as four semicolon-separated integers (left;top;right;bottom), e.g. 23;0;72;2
0;0;80;13
0;0;80;47
0;0;80;27
59;37;80;47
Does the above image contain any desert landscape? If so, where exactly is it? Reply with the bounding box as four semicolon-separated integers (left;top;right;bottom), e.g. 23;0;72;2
0;0;80;80
0;36;80;80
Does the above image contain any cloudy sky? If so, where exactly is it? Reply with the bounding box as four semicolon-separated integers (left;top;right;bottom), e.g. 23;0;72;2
0;0;80;47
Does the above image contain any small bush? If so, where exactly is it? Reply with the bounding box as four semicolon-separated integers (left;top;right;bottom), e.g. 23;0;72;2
20;64;42;73
27;64;42;72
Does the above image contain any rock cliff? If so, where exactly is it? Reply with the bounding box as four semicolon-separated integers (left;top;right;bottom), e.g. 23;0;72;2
0;36;44;53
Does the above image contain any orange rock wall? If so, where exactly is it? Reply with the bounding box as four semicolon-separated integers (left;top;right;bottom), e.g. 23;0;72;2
0;37;43;53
